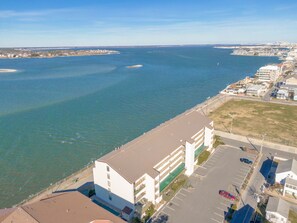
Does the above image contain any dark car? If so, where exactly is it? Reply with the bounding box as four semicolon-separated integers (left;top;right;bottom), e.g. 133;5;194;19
240;158;253;164
219;190;237;201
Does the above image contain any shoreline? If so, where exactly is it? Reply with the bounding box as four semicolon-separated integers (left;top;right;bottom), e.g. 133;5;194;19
16;93;228;207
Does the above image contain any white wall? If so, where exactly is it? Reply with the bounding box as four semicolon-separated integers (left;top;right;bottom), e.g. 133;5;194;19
276;171;297;184
185;141;195;176
266;211;287;223
204;125;214;149
93;161;134;211
145;174;156;204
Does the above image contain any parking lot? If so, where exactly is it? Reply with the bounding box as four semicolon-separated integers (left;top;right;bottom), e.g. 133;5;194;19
152;146;257;223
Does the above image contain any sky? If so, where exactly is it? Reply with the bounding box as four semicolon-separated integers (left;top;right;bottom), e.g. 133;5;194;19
0;0;297;47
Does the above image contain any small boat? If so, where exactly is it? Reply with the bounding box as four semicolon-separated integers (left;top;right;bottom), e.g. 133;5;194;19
126;64;143;69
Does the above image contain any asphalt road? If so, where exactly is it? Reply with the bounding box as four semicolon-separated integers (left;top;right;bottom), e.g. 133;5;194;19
152;146;256;223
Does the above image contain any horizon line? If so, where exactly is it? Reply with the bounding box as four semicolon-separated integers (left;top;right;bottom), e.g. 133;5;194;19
0;42;287;49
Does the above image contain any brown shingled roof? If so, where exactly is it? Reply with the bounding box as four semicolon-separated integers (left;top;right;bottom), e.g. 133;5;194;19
98;109;212;183
0;192;125;223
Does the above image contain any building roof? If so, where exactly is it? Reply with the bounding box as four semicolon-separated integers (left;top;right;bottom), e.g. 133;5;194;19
276;159;297;175
0;192;125;223
246;84;263;91
259;65;280;71
286;77;297;85
266;197;290;219
98;109;212;183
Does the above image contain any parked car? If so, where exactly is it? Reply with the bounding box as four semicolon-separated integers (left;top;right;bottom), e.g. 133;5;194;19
240;158;253;164
219;190;237;201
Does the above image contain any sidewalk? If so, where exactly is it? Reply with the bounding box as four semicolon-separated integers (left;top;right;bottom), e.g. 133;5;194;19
215;130;297;154
20;164;94;206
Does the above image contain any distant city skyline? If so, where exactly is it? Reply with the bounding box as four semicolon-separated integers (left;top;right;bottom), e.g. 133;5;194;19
1;0;297;47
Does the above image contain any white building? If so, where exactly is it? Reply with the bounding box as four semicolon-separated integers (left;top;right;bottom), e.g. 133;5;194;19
294;89;297;101
283;177;297;196
275;159;297;185
276;89;289;100
255;65;281;83
286;77;297;86
266;197;289;223
93;110;214;218
246;84;266;97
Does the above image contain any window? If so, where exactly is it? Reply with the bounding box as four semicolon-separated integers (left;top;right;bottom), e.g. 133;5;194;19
106;166;110;172
108;181;111;187
109;194;112;201
107;174;110;179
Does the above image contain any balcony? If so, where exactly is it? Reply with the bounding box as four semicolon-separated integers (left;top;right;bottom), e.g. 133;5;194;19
135;191;146;202
135;177;145;188
134;184;145;195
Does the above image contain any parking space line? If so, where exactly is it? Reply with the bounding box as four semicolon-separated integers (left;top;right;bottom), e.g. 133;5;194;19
236;173;247;178
220;202;230;207
216;206;225;211
210;217;222;223
160;210;170;216
232;182;241;187
240;167;250;172
181;188;191;193
174;196;184;201
165;205;175;211
170;201;180;207
178;191;187;197
214;212;224;218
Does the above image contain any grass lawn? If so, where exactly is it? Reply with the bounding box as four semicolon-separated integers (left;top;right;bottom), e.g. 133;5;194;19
197;150;211;165
162;174;188;202
289;210;297;223
209;99;297;147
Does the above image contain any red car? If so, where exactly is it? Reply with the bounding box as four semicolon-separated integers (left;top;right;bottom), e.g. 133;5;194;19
219;190;237;201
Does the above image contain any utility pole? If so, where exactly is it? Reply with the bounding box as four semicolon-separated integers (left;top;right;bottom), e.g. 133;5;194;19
260;133;266;155
229;113;235;134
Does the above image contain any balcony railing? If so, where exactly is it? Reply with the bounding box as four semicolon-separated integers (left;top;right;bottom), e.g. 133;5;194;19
134;184;145;195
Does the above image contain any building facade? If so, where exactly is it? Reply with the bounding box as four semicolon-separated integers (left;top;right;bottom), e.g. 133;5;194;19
266;197;289;223
255;65;281;83
275;159;297;185
93;110;213;217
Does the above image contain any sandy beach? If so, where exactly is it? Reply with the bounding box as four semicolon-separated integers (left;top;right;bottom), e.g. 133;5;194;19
0;69;17;73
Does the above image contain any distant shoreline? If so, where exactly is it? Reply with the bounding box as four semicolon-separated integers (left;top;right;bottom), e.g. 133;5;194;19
0;69;17;73
0;49;119;59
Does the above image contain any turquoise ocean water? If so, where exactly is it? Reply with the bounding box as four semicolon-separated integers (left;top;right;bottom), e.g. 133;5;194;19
0;46;279;207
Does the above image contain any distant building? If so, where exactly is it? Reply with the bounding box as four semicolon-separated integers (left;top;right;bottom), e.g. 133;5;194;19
246;84;266;97
286;77;297;86
276;88;289;100
255;65;281;83
275;159;297;184
0;191;125;223
93;110;214;218
294;89;297;101
266;197;290;223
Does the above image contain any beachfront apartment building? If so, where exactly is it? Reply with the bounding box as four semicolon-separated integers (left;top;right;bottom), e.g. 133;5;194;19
255;65;281;83
93;109;213;219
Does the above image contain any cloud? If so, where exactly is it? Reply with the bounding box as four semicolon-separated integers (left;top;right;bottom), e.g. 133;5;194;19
0;8;77;19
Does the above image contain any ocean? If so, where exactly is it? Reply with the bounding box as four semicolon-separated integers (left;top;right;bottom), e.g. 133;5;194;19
0;46;279;207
